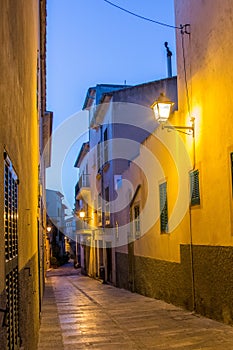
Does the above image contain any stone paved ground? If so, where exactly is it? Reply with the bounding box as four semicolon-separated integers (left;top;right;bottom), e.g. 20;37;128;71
37;263;233;350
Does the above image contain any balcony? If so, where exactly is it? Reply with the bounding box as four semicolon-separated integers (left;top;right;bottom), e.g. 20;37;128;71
74;218;92;236
75;174;91;201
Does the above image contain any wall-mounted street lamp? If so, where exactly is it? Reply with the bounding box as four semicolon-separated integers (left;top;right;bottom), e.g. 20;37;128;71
79;209;86;219
151;93;194;136
151;93;174;123
79;209;92;223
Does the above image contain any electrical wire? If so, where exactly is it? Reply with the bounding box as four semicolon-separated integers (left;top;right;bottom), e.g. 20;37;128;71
103;0;180;29
181;30;191;122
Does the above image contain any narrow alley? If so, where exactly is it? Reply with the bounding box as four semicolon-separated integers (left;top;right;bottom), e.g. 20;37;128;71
37;263;233;350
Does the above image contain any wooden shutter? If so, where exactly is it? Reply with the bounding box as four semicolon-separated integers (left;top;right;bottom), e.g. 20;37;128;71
159;182;168;233
190;170;200;205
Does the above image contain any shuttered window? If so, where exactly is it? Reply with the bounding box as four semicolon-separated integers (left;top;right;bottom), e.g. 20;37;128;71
190;170;200;205
97;194;102;226
105;186;110;225
159;182;168;233
134;204;140;237
231;153;233;195
104;128;108;164
97;142;101;172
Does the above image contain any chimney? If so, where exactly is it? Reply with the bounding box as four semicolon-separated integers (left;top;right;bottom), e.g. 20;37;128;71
164;42;172;78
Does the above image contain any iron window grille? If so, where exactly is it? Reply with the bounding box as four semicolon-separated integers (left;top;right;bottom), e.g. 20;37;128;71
4;152;20;349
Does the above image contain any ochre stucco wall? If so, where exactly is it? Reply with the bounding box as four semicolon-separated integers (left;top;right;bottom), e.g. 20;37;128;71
175;0;233;246
0;0;39;271
0;0;41;348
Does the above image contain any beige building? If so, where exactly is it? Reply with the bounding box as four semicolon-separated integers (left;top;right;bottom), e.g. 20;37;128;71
0;1;52;348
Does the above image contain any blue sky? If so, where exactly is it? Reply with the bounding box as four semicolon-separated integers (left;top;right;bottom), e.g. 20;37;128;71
46;0;177;212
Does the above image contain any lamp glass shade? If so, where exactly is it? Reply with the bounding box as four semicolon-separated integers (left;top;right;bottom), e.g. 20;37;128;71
151;93;174;122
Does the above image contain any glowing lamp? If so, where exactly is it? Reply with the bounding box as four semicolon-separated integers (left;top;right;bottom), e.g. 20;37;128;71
151;93;174;122
79;210;86;219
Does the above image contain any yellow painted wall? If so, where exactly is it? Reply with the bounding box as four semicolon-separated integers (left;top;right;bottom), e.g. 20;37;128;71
0;0;40;286
128;129;192;263
175;0;233;246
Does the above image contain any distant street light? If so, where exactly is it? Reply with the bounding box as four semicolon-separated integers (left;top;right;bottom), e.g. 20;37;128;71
79;209;86;219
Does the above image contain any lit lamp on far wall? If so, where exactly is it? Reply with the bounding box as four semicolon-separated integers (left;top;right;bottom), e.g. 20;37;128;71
151;92;194;136
79;209;91;223
79;209;86;219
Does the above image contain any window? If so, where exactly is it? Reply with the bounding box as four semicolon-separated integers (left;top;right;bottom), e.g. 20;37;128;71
97;194;102;226
190;170;200;205
134;204;140;237
231;153;233;195
4;154;18;261
159;182;168;233
4;152;20;348
105;187;110;225
103;128;108;164
114;175;122;190
97;142;101;172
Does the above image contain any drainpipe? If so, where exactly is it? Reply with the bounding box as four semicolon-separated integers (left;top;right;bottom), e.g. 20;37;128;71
164;42;172;78
189;119;196;311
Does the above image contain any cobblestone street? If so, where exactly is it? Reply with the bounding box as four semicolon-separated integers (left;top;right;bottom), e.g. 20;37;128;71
37;263;233;350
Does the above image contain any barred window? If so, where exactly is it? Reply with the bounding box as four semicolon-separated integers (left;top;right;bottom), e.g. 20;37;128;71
4;151;20;349
4;154;18;261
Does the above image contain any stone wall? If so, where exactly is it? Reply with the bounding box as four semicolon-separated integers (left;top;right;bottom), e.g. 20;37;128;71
0;289;7;349
115;252;129;290
192;245;233;325
116;245;233;325
19;253;40;350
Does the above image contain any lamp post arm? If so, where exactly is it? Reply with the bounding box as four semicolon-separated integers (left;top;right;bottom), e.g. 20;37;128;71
162;123;194;137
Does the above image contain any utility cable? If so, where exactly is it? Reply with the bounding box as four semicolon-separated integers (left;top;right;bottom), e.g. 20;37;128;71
181;29;191;120
103;0;180;29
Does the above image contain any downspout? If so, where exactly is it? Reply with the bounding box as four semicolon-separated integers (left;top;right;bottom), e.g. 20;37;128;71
179;25;196;312
189;118;196;311
128;185;141;292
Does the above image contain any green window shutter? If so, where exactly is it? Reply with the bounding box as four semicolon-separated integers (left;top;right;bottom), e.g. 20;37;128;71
159;182;168;233
190;170;200;205
134;205;140;237
231;153;233;195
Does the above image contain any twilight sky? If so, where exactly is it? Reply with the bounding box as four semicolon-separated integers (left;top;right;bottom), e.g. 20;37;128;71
46;0;177;212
